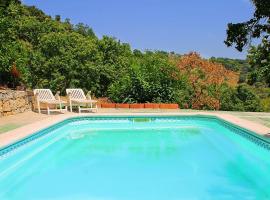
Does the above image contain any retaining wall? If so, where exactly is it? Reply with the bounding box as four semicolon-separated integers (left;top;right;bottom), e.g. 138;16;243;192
0;90;33;117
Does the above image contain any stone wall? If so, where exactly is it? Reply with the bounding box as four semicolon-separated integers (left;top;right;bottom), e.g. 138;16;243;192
0;90;33;117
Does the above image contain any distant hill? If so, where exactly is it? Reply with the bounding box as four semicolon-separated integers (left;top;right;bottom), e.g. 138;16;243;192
209;57;251;84
209;57;249;72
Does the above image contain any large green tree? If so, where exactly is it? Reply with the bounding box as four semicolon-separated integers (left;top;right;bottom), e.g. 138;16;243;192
108;52;190;105
225;0;270;51
27;32;100;93
0;0;21;9
247;39;270;85
225;0;270;86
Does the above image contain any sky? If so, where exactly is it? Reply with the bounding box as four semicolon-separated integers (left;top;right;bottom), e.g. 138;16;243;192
22;0;254;59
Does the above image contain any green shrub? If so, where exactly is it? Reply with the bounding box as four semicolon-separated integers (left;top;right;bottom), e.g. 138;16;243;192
108;53;191;105
261;98;270;112
220;84;263;112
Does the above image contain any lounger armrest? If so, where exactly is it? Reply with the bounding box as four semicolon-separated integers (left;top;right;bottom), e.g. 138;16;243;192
66;91;71;99
86;91;92;100
34;91;40;101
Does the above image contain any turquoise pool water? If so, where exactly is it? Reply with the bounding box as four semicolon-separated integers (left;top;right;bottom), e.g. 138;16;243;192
0;116;270;200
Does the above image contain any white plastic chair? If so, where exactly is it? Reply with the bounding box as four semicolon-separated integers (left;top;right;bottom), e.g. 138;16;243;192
33;89;67;115
66;89;98;113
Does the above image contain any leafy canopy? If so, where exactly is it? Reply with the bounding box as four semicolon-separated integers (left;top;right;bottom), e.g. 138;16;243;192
225;0;270;52
225;0;270;87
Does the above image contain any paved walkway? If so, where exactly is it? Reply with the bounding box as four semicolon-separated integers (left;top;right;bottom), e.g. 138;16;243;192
0;109;269;148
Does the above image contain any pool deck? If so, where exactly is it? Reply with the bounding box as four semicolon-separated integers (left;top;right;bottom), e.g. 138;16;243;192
0;109;270;148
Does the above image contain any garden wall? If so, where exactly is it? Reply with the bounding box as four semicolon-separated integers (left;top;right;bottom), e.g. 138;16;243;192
0;90;33;117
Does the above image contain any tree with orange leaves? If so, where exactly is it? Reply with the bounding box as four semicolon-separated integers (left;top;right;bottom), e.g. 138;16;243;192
176;52;238;110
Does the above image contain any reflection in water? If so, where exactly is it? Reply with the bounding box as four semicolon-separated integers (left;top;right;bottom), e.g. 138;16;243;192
62;127;202;160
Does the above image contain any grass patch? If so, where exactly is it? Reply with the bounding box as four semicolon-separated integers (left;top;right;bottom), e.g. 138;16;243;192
259;117;270;128
0;124;21;134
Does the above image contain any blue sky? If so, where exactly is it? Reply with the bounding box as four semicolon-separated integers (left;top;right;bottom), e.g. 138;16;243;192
22;0;254;59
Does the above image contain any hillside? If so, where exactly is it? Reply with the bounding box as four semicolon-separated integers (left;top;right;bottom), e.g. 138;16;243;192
0;1;266;112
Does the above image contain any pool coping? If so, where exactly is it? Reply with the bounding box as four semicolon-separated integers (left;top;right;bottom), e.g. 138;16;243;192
0;112;270;153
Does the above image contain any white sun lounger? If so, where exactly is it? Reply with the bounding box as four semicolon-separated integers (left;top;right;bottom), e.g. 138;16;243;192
33;89;67;115
66;89;98;113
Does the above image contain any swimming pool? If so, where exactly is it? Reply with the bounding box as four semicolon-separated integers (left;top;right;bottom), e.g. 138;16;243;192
0;116;270;199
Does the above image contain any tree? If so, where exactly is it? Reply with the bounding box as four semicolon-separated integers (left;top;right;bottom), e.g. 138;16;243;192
209;57;249;72
28;32;100;93
220;84;262;112
73;23;96;38
0;40;30;87
247;39;270;85
109;52;190;105
176;52;238;110
225;0;270;87
225;0;270;52
0;0;21;9
0;2;70;87
55;15;61;22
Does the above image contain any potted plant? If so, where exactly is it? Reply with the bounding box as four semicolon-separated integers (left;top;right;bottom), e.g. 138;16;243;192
144;103;160;109
159;103;179;109
116;97;135;109
101;103;116;108
116;103;130;109
130;103;145;109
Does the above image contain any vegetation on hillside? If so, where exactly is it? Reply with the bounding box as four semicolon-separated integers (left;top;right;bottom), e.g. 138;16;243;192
209;57;248;72
177;53;239;110
0;0;268;111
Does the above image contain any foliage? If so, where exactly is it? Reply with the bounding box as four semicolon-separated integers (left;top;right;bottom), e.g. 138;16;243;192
251;82;270;99
27;32;100;93
247;39;270;86
225;0;270;88
225;0;270;51
261;98;270;112
0;1;268;112
0;0;21;9
0;2;132;97
209;57;253;84
176;52;238;110
109;52;190;105
220;84;262;112
73;23;96;38
209;57;249;72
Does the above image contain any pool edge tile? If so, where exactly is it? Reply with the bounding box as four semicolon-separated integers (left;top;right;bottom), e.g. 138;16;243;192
0;115;270;157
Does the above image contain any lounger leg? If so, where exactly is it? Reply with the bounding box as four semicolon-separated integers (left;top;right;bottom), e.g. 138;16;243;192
47;104;50;115
69;100;73;112
37;101;41;114
59;102;62;113
90;104;93;113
